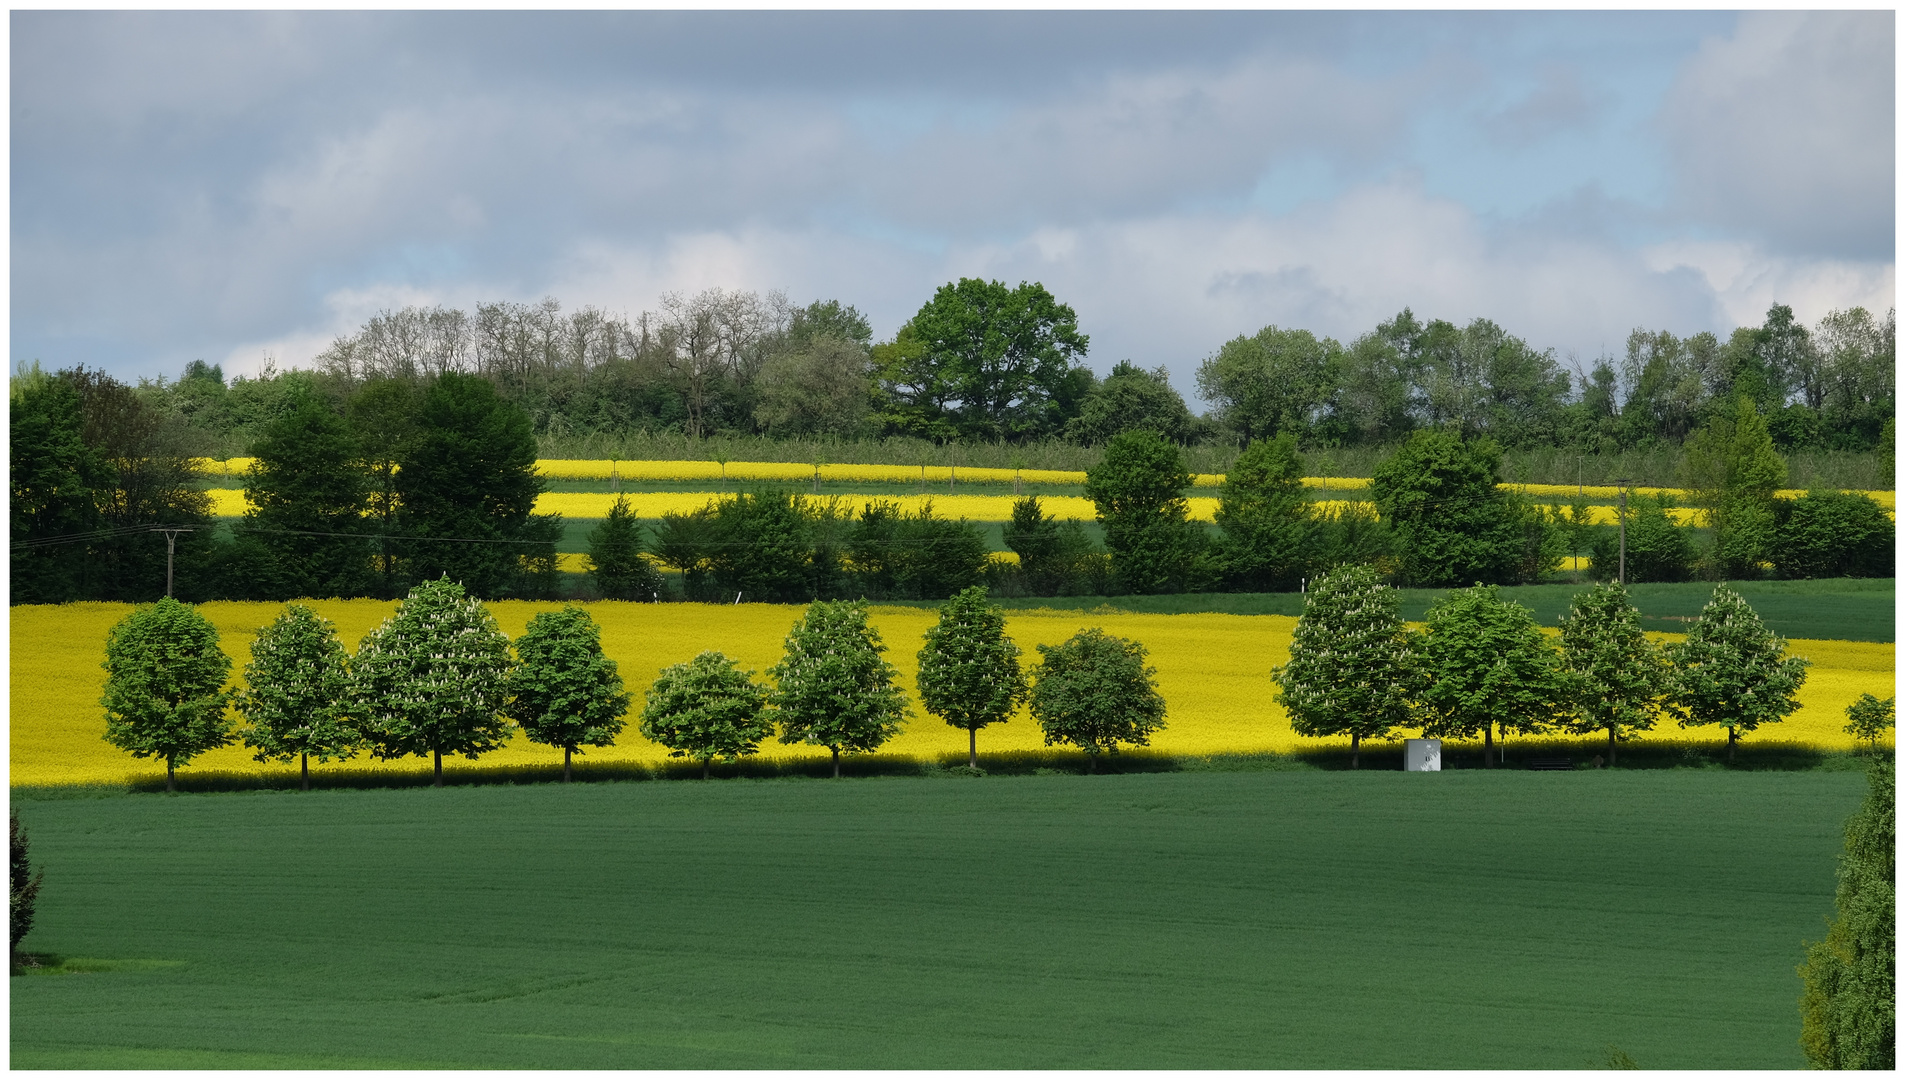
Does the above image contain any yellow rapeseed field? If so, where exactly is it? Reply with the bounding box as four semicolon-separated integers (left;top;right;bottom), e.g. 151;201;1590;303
11;600;1892;788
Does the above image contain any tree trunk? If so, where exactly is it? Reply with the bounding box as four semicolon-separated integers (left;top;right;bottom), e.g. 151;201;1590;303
1088;753;1097;774
1728;727;1737;763
434;749;443;787
968;727;977;770
1484;725;1495;768
1607;726;1617;767
301;753;309;792
831;747;841;779
166;761;176;793
702;759;711;781
564;746;573;783
1350;733;1361;770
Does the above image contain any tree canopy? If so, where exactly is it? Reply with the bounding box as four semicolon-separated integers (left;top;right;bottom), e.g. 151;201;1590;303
236;603;356;790
1273;564;1414;768
505;606;629;781
769;600;909;777
916;585;1027;768
640;651;773;779
1029;627;1166;769
101;597;235;791
1415;584;1570;767
1666;584;1809;761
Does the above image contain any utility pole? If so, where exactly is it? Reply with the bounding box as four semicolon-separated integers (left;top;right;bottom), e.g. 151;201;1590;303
1615;479;1631;586
159;527;194;598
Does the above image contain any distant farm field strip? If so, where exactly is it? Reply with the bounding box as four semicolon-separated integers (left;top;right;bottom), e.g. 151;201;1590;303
207;488;1882;527
196;457;1895;509
12;601;1891;788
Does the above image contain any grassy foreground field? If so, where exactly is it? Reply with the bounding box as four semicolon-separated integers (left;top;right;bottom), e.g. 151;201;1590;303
9;769;1862;1068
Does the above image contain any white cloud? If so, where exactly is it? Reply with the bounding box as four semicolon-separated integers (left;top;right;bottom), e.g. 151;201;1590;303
1658;11;1894;257
1641;240;1896;330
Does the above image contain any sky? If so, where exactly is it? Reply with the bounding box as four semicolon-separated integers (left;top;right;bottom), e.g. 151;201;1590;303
10;9;1896;401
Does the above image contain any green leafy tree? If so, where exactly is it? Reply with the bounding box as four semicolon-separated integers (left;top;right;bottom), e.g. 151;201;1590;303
395;372;560;598
1770;490;1894;579
708;488;816;603
900;278;1091;441
506;606;629;782
12;812;45;954
917;586;1028;768
1002;496;1103;596
1416;584;1571;767
1558;582;1668;764
1274;564;1415;768
101;597;235;791
1842;693;1894;751
587;495;664;601
236;603;356;790
1213;433;1312;592
1065;361;1193;445
847;498;990;601
1666;584;1810;762
1681;396;1787;579
346;378;417;598
1369;429;1539;587
1029;628;1167;770
641;651;773;779
1083;429;1208;594
351;577;515;786
770;600;909;777
233;393;372;600
1587;493;1696;583
1798;757;1895;1069
10;374;110;604
1195;324;1341;443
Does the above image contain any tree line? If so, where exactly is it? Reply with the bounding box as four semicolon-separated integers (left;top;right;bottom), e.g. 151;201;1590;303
12;354;1892;607
1276;565;1893;767
90;281;1896;458
99;582;1166;789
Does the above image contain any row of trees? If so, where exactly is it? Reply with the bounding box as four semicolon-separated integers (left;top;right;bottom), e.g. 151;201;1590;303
100;583;1169;789
13;366;562;604
1275;567;1821;767
119;285;1895;454
588;413;1891;605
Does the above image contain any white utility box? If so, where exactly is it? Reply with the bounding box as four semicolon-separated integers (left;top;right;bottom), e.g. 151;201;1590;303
1404;738;1442;772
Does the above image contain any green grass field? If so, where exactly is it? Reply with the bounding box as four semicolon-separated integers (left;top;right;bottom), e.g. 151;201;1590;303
10;769;1861;1068
881;578;1896;642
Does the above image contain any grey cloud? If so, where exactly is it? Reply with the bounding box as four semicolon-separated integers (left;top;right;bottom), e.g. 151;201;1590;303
1658;11;1894;259
1483;66;1602;146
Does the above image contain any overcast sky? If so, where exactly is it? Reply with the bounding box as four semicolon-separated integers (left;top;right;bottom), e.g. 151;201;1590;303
11;10;1896;399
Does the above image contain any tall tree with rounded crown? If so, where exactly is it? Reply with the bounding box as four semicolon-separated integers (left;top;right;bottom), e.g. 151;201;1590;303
1416;584;1571;767
1558;582;1669;765
1666;583;1809;762
1274;564;1415;769
237;603;356;790
917;585;1027;769
101;597;235;792
506;606;629;782
351;577;515;786
770;600;909;778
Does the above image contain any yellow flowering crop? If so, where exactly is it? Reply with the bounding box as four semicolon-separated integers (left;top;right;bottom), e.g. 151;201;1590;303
11;600;1891;788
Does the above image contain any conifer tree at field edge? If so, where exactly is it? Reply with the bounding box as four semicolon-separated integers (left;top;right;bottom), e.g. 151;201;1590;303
1273;564;1415;769
100;597;236;792
1797;757;1895;1070
916;585;1028;769
236;603;357;790
1666;584;1809;763
350;578;515;786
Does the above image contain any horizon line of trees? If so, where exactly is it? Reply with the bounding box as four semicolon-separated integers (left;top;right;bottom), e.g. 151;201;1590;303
40;283;1893;460
11;347;1894;607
